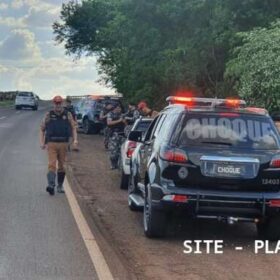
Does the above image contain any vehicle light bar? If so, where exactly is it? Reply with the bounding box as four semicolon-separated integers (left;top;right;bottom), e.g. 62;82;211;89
166;96;246;108
245;107;268;115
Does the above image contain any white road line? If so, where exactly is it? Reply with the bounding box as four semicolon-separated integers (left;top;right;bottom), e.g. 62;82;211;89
0;116;6;120
235;247;243;251
64;178;114;280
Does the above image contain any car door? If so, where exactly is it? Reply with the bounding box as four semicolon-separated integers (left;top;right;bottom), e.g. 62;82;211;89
139;114;167;183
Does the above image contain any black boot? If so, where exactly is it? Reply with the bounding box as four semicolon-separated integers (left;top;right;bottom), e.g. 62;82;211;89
57;172;65;193
46;171;56;195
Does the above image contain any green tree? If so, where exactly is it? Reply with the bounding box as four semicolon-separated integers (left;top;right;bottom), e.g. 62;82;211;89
53;0;280;105
225;21;280;111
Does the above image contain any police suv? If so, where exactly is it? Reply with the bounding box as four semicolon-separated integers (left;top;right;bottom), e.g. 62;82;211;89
128;96;280;240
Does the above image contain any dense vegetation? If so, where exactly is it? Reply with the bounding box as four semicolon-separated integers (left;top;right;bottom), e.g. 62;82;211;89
53;0;280;109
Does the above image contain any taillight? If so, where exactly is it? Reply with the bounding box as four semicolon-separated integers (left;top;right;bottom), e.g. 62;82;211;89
172;195;189;203
126;141;137;158
162;194;189;203
269;199;280;207
270;156;280;168
160;146;188;163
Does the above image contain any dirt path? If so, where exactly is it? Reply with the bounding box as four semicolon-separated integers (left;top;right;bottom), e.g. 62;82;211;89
67;134;280;280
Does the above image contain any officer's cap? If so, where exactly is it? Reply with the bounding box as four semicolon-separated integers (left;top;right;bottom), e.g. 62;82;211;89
53;95;63;104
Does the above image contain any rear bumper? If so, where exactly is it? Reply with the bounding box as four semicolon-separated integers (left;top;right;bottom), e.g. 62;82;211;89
122;157;131;175
150;184;280;219
15;102;36;107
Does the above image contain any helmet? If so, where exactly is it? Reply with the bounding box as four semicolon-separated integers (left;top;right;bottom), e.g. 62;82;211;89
137;101;147;110
53;95;63;104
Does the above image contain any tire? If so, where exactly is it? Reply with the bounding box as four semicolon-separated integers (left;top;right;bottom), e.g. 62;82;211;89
83;118;92;134
32;106;38;111
257;216;280;241
15;106;21;110
143;186;166;238
120;171;129;190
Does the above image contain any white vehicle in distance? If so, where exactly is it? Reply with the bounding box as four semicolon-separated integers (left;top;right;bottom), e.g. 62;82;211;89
119;117;152;189
15;92;39;110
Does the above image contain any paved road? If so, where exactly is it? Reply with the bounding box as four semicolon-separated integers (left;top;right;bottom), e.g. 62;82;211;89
0;105;97;280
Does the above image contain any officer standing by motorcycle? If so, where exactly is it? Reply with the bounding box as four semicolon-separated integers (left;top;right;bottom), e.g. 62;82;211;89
40;95;78;195
107;104;126;169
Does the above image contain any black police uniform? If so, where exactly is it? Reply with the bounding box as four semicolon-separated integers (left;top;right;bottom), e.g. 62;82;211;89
107;111;125;169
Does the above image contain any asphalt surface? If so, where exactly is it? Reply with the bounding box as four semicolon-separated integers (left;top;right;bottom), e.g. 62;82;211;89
0;105;97;280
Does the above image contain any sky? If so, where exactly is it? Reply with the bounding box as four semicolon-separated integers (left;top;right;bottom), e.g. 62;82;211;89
0;0;116;100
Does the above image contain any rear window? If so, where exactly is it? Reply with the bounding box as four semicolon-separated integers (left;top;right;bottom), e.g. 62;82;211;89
135;121;152;132
178;113;280;150
17;92;33;97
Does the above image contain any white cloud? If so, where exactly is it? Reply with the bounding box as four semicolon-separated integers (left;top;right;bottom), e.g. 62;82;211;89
0;65;8;73
0;17;25;28
0;29;41;62
48;77;116;98
11;0;60;10
0;0;117;100
0;3;9;10
11;0;24;9
23;6;60;28
16;79;33;91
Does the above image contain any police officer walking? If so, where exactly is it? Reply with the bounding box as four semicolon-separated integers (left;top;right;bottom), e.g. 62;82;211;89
107;104;126;169
40;95;78;195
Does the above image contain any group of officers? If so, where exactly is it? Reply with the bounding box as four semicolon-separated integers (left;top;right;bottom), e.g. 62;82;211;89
40;96;157;195
99;100;158;169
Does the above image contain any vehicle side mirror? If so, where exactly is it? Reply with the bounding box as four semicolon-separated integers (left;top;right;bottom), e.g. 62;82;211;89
128;130;142;142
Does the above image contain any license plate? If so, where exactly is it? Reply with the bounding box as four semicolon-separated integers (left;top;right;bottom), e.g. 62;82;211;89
214;164;243;177
202;162;245;178
200;156;259;179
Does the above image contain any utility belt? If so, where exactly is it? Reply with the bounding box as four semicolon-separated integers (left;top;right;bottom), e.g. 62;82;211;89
48;136;69;143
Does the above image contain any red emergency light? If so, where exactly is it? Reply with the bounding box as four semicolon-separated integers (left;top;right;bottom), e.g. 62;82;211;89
166;96;246;108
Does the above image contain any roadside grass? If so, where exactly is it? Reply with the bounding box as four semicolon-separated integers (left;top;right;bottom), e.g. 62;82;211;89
0;100;14;108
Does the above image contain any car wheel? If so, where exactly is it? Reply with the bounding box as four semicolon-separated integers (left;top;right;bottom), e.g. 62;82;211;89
120;171;129;190
32;106;37;111
257;216;280;241
83;118;91;134
143;185;166;238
